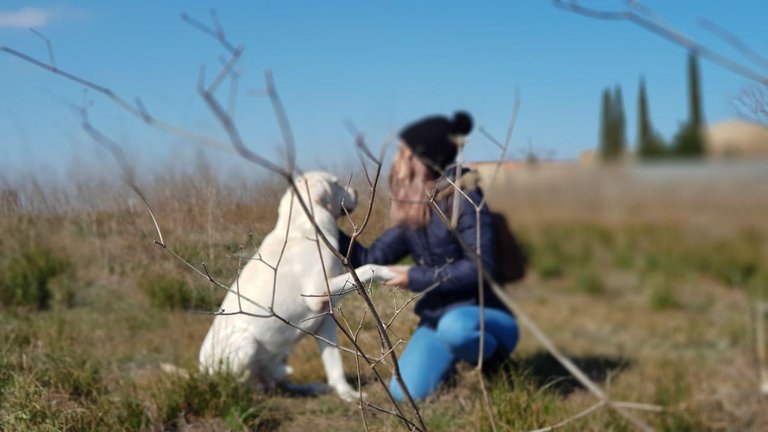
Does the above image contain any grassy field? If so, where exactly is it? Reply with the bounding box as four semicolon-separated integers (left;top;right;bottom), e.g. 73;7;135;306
1;162;768;431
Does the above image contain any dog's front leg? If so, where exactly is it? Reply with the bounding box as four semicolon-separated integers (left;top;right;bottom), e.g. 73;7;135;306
326;264;397;296
316;315;359;402
305;264;396;312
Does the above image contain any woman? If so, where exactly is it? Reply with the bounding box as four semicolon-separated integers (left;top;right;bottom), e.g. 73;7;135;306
339;111;519;401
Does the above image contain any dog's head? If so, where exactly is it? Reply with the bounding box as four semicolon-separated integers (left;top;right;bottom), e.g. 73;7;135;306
293;171;358;219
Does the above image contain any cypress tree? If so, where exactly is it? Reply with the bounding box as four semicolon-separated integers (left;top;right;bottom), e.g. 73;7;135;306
688;52;703;128
599;88;612;160
673;52;705;157
612;85;627;158
637;77;665;158
598;85;628;161
638;78;651;148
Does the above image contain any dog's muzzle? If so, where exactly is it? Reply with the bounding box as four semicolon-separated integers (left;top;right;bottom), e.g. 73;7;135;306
341;187;358;214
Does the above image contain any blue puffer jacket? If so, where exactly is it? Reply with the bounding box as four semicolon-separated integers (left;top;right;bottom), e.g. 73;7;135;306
338;186;507;328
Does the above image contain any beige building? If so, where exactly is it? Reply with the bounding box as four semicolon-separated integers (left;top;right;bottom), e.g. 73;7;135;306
706;119;768;158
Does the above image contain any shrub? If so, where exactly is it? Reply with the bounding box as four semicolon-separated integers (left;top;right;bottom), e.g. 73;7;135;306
701;233;761;287
138;271;219;310
535;254;563;279
575;269;604;295
113;399;151;431
747;272;768;300
32;353;106;402
653;365;704;431
155;372;280;430
0;247;71;310
488;368;561;431
648;277;680;311
532;239;564;280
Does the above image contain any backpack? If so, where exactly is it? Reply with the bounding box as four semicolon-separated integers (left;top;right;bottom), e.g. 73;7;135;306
435;169;527;283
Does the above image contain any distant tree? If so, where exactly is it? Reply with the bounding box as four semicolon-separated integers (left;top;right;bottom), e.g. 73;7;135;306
599;88;612;159
556;0;768;152
636;77;666;159
671;122;703;157
598;85;627;161
688;52;704;128
612;85;627;156
672;52;706;157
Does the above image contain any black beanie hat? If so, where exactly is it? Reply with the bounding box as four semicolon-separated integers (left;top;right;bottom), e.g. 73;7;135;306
399;111;473;173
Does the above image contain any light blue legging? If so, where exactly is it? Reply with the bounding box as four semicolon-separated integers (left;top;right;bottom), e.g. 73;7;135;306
389;306;519;401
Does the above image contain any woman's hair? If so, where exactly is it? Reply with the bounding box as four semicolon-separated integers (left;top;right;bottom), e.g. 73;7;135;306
388;144;436;228
390;111;472;228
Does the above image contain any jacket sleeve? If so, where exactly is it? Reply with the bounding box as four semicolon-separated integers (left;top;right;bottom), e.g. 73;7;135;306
407;189;497;294
338;227;411;267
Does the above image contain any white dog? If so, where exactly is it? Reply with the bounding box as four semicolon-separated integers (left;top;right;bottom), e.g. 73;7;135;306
199;171;394;401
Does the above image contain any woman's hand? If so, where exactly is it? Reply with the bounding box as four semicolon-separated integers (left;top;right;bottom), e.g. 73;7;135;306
384;265;410;289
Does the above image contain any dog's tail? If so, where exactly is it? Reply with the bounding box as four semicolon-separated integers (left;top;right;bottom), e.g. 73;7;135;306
160;362;190;379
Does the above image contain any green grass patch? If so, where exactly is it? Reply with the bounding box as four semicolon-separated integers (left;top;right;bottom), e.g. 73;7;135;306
0;246;71;310
575;268;605;295
154;372;282;430
648;277;680;311
139;271;220;311
486;368;562;431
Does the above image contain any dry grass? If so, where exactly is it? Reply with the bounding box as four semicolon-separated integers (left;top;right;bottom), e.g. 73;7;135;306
2;161;768;431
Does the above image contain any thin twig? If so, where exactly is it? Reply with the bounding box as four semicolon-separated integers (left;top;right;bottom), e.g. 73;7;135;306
552;0;768;85
529;401;606;432
29;28;56;68
0;46;235;152
756;302;768;395
180;10;236;53
698;17;768;71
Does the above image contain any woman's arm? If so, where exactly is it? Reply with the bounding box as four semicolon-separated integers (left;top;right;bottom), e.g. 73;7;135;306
338;227;411;267
407;190;496;294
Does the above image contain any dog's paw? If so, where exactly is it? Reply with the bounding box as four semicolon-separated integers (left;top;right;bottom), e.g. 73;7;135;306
359;264;397;284
332;382;365;403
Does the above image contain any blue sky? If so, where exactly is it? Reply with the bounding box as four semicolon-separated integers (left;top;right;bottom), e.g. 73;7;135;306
1;1;766;181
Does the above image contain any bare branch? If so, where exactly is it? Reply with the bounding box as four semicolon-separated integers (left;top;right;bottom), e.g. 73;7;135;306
553;0;768;85
180;9;236;54
207;46;244;95
757;302;768;395
265;71;297;174
228;69;240;117
29;28;55;68
362;401;420;430
698;17;768;71
77;107;291;321
0;46;236;152
345;120;383;165
479;88;521;209
78;108;163;246
198;73;288;174
529;401;606;432
732;84;768;124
